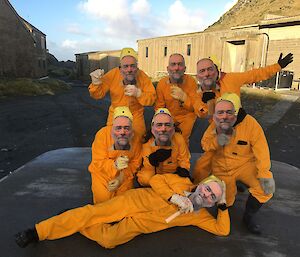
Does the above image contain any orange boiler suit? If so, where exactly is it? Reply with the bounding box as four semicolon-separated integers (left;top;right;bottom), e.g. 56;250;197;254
137;133;191;186
35;174;230;249
195;63;281;119
155;74;206;143
193;114;273;206
88;67;156;139
88;126;142;204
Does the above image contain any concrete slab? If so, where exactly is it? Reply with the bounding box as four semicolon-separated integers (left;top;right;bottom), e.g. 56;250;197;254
1;148;299;257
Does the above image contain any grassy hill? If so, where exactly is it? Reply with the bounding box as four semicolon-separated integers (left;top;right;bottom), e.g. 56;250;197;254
205;0;300;31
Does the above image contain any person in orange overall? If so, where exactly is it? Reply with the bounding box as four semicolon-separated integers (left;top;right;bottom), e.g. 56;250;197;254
137;108;191;186
15;174;229;249
88;47;156;140
195;53;293;118
88;106;142;204
155;53;206;144
193;93;275;235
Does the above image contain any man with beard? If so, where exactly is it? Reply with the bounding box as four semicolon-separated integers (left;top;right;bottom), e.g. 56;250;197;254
88;106;142;204
15;174;229;249
89;47;156;140
195;53;293;118
137;108;191;186
193;93;275;235
155;54;206;144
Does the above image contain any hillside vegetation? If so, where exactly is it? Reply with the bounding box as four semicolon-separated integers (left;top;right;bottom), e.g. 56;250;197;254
206;0;300;31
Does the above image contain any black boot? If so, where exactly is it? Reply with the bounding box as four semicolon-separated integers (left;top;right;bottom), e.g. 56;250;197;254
15;228;39;248
243;194;263;235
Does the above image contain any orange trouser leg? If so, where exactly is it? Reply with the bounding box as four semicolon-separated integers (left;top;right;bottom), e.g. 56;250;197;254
192;152;213;184
236;163;273;203
91;172;114;204
36;189;168;241
115;178;134;196
175;115;197;144
80;209;174;249
215;162;273;206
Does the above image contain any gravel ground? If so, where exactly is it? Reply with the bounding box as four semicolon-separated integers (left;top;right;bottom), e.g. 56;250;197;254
1;82;299;179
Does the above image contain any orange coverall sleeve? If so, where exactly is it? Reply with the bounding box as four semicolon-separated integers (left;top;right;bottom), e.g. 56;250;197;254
149;174;194;201
201;123;219;152
137;141;157;186
88;127;118;180
220;63;281;95
247;116;273;179
88;68;117;99
135;69;156;106
176;133;191;170
155;80;167;109
191;209;230;236
126;137;143;177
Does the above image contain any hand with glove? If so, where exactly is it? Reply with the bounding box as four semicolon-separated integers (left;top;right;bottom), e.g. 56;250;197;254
148;149;172;167
170;85;187;102
114;156;129;171
217;180;227;210
90;69;104;85
107;171;124;192
259;177;275;195
277;53;293;68
174;167;191;179
170;194;194;213
202;91;216;103
124;84;142;97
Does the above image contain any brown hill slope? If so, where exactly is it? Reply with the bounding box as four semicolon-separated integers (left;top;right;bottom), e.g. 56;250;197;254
205;0;300;31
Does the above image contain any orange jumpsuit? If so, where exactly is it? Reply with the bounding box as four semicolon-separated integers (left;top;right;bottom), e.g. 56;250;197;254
88;126;142;204
88;67;156;139
137;133;191;186
35;174;230;249
196;63;281;118
155;74;206;143
193;114;273;206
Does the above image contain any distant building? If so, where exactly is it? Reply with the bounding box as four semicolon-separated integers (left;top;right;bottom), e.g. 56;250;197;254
0;0;47;78
75;50;121;80
137;14;300;89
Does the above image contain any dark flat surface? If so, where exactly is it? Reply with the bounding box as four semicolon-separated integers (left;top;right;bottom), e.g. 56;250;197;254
1;148;299;257
1;83;300;180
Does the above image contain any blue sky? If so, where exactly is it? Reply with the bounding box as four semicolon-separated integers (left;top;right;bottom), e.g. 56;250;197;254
10;0;238;61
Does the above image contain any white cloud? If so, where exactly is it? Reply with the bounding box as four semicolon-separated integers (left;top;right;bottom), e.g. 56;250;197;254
159;0;206;35
62;39;78;49
78;0;128;20
132;0;151;16
50;0;219;60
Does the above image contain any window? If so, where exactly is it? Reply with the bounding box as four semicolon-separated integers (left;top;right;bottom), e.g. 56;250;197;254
164;46;167;57
187;44;191;56
146;47;148;58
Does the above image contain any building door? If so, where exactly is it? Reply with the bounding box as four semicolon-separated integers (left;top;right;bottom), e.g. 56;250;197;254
222;40;247;72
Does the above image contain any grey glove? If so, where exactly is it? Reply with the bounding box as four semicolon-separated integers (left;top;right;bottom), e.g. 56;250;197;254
217;133;230;146
259;178;275;195
277;53;293;68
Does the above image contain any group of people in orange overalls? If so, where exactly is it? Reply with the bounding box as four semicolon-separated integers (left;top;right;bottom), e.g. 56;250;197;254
15;47;293;249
